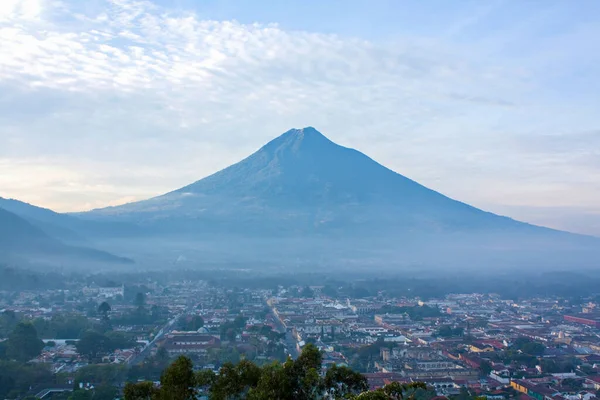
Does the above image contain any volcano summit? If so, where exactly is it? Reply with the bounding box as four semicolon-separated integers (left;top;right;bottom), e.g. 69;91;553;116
68;127;598;270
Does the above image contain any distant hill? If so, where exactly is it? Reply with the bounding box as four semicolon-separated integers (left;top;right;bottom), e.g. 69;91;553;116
0;197;87;244
0;207;133;266
0;197;141;242
74;127;599;270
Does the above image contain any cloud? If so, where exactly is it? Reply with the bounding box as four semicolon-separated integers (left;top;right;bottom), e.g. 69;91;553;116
0;0;599;235
0;0;43;21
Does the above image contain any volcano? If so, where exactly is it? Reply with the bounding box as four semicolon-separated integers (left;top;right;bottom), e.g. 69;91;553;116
85;127;531;233
75;127;598;269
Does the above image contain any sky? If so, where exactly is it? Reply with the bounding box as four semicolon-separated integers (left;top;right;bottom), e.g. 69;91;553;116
0;0;599;235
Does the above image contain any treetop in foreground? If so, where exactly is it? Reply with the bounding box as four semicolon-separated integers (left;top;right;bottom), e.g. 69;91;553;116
124;343;432;400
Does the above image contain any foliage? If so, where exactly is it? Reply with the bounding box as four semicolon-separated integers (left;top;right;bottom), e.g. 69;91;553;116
219;315;247;341
33;314;92;339
128;347;172;382
178;315;204;331
4;322;44;362
479;360;492;376
68;386;117;400
357;382;427;399
160;356;197;400
324;364;368;398
540;358;577;373
511;337;546;356
124;381;158;400
125;343;432;400
435;325;464;338
0;266;67;291
74;364;127;386
76;330;137;362
126;356;196;400
209;360;262;400
0;360;53;399
0;309;20;337
377;305;442;321
77;330;112;361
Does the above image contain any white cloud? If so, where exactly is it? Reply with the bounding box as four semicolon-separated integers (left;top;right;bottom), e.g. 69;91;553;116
0;0;43;21
0;0;598;234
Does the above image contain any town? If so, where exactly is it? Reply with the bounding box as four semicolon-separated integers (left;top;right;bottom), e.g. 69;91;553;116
2;274;600;400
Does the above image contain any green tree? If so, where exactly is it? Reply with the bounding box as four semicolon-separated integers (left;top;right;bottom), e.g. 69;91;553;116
98;302;111;320
76;330;111;361
135;292;146;308
105;331;136;350
248;359;294;400
159;355;196;400
355;382;428;400
479;360;492;376
156;346;171;364
68;390;93;400
6;322;44;362
124;381;157;400
74;364;127;386
98;302;112;331
512;337;545;356
0;310;19;337
324;364;368;398
179;315;204;331
210;360;262;400
233;315;247;329
0;360;53;399
93;385;118;400
125;347;431;400
195;369;216;395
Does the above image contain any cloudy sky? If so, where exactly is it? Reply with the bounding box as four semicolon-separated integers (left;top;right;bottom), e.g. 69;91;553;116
1;0;599;235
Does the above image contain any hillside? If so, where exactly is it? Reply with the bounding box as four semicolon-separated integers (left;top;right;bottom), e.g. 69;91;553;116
74;127;599;269
0;207;133;266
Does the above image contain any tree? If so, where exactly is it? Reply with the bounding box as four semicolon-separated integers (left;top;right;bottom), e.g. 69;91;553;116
126;348;432;400
124;382;157;400
105;331;136;350
233;315;247;329
290;343;324;400
0;310;19;337
68;390;93;400
0;360;53;399
210;360;262;400
479;360;492;377
77;330;111;361
156;346;171;365
179;315;204;331
562;378;583;390
352;382;429;399
301;286;315;298
246;360;286;399
159;355;196;400
324;364;368;398
74;364;127;386
322;285;338;298
134;292;146;307
135;292;146;316
93;385;118;400
195;369;216;395
512;337;545;356
98;302;111;319
6;322;44;362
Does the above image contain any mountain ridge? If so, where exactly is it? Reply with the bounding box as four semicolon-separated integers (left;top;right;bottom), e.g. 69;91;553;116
81;127;559;236
4;127;598;269
0;207;133;265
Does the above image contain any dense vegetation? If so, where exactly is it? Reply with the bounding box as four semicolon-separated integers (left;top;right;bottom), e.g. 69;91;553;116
125;344;432;400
